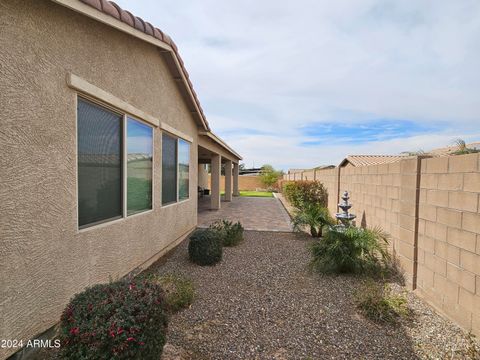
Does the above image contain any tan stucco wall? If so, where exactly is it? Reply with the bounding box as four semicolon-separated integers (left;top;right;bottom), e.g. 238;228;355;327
282;154;480;336
0;1;200;357
198;164;209;188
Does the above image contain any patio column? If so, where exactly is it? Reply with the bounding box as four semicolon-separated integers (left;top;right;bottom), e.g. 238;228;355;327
225;160;232;201
211;153;221;210
233;162;239;196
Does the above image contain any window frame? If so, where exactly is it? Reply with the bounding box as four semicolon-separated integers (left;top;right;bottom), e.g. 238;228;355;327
161;131;192;207
177;138;191;202
125;116;155;218
76;95;154;231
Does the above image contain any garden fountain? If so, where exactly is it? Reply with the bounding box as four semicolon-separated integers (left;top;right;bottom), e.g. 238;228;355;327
336;191;356;227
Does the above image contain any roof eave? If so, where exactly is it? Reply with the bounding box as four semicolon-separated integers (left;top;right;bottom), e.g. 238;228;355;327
51;0;210;132
199;131;243;161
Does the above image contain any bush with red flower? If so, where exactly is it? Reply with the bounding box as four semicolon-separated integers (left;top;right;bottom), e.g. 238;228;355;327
59;278;168;359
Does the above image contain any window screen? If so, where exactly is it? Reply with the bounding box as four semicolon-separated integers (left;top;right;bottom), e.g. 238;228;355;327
162;133;177;204
178;139;190;200
77;99;122;227
127;118;153;215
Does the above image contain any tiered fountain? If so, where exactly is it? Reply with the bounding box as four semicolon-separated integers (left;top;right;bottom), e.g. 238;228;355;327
335;191;356;227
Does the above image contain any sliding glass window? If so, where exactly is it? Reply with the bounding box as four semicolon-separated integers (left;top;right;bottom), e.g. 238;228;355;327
162;133;177;205
127;118;153;215
77;99;122;227
178;139;190;200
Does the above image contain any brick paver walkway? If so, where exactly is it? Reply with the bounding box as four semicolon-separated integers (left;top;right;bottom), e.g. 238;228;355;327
197;196;292;232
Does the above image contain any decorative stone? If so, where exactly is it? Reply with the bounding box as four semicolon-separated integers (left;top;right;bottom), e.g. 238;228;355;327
336;191;356;226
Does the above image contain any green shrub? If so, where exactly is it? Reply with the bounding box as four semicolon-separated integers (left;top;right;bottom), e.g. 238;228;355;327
149;274;194;313
188;229;223;266
259;164;283;189
59;279;168;359
283;181;328;208
292;203;334;237
209;219;244;246
310;226;390;274
354;280;410;324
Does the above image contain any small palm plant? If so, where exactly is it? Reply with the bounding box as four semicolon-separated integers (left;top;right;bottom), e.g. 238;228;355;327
310;226;390;274
453;139;479;155
292;203;334;237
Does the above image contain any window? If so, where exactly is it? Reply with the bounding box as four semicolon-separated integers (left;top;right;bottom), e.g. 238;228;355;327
77;99;123;227
77;98;154;228
162;133;191;205
162;133;177;205
127;118;153;215
178;139;190;200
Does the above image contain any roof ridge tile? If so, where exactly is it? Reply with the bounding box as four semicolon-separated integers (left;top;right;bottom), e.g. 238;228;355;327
144;21;155;36
80;0;101;10
100;0;120;19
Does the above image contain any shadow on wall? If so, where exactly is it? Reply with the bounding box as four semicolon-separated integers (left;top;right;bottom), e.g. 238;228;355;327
361;211;367;228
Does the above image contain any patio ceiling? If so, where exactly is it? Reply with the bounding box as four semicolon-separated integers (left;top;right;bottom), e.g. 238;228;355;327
198;145;231;164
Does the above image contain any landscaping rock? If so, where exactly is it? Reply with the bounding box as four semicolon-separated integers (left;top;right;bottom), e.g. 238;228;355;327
150;231;479;359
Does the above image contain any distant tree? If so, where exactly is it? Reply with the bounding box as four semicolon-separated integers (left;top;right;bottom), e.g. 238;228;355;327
259;164;283;189
239;163;246;171
452;139;479;155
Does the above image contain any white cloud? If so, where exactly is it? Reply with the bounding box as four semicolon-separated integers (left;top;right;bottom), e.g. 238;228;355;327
116;0;480;170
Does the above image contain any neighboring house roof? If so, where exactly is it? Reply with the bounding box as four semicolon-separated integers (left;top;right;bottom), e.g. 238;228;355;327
428;142;480;156
239;168;262;175
339;155;407;167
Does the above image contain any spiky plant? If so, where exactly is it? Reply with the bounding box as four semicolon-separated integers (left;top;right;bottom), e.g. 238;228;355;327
292;203;334;237
310;226;390;274
453;139;479;155
354;280;410;324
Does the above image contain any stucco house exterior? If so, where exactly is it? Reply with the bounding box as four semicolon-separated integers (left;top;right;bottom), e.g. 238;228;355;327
0;0;241;358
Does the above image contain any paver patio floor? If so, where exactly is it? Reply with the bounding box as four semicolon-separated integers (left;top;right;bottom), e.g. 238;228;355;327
197;196;292;232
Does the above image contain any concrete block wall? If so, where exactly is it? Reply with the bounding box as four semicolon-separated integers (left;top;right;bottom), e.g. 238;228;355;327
302;170;315;181
416;153;480;334
339;160;419;287
284;153;480;335
208;175;263;191
314;168;339;215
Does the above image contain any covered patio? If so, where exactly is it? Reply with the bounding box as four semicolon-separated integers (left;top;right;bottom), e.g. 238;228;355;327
197;132;241;210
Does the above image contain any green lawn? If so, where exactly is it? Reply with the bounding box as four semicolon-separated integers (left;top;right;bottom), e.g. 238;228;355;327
221;190;273;198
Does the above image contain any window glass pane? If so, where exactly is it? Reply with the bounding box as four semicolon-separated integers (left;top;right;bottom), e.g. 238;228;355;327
178;139;190;200
162;133;177;204
78;99;122;227
127;118;153;215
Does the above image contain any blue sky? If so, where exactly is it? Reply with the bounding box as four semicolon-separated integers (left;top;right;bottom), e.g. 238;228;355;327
116;0;480;170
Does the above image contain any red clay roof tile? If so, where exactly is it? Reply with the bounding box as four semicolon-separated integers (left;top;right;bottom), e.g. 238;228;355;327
153;28;164;41
133;16;145;32
81;0;101;10
100;0;120;18
144;22;155;36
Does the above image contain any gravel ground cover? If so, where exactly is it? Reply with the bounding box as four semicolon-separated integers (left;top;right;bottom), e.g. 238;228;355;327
150;231;479;360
